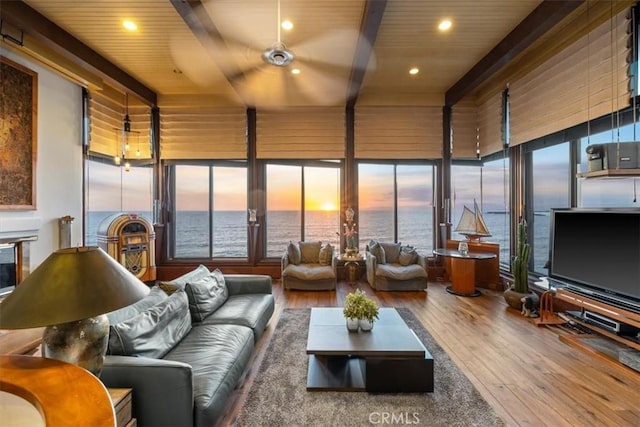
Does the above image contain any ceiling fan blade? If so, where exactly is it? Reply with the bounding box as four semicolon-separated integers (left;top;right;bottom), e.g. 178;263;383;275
169;35;224;88
293;29;376;71
201;0;278;51
295;64;352;106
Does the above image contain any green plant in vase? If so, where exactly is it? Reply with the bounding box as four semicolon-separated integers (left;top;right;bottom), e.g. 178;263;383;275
504;218;537;310
512;218;531;293
343;289;379;331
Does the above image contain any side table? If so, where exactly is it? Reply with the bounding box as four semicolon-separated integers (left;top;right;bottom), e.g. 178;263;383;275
335;253;366;284
433;248;497;297
109;388;136;427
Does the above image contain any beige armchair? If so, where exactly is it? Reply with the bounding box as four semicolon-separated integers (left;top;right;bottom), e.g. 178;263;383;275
281;241;337;290
365;241;428;291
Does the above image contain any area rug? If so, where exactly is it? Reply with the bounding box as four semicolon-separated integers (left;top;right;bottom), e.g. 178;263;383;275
235;308;503;426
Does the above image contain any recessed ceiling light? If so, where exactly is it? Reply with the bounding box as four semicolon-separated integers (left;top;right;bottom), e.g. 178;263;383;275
409;68;419;75
291;68;301;75
123;20;138;31
438;19;452;32
281;20;294;31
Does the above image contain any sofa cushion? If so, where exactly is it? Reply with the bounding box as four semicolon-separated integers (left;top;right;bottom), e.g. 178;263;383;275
380;242;402;264
376;263;427;280
299;241;322;263
368;240;386;264
163;323;254;427
201;293;275;342
318;243;333;265
186;269;229;322
282;263;336;280
287;241;301;265
106;285;167;325
108;289;192;358
399;245;418;266
160;264;210;289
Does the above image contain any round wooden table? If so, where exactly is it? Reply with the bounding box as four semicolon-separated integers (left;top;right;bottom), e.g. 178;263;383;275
433;248;497;297
0;355;116;426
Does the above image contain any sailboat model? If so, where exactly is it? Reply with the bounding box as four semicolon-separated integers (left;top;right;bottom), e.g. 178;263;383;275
454;200;491;241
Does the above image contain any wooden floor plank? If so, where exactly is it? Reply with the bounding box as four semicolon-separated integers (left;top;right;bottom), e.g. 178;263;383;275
218;279;640;427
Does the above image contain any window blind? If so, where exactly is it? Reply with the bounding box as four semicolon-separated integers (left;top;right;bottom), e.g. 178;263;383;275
88;89;152;159
451;100;479;159
256;107;345;159
159;98;247;160
510;9;630;146
354;106;442;159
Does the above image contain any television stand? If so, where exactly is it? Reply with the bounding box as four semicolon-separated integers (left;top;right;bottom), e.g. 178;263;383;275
555;288;640;373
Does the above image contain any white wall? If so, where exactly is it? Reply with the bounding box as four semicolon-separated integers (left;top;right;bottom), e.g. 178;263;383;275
0;49;83;268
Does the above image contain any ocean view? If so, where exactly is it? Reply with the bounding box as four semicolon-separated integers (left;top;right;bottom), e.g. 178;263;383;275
86;210;551;272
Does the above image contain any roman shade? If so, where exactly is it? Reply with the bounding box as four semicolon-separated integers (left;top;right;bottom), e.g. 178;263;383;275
477;90;504;157
256;107;345;159
451;100;479;159
354;106;442;159
509;9;630;146
159;97;247;160
88;88;152;159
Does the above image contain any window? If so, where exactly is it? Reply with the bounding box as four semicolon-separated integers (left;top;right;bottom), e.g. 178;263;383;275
358;163;434;255
530;143;570;274
451;165;481;240
579;123;639;208
265;163;341;257
481;156;510;264
85;159;153;245
172;164;248;258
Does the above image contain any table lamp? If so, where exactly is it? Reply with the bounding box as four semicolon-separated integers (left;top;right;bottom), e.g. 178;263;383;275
0;246;150;376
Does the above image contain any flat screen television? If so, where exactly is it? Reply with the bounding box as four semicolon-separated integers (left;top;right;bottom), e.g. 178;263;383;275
549;208;640;313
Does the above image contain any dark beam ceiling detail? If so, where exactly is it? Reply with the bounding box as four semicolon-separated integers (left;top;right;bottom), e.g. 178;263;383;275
347;0;388;109
445;0;584;107
170;0;247;101
1;0;157;105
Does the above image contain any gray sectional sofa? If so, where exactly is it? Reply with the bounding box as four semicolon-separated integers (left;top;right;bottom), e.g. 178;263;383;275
100;266;275;427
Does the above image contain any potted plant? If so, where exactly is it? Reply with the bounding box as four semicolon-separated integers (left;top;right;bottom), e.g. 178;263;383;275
504;218;537;310
343;289;379;332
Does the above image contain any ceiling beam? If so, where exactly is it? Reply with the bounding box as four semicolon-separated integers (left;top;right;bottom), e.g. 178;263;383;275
444;0;584;107
1;0;157;106
347;0;388;109
170;0;247;100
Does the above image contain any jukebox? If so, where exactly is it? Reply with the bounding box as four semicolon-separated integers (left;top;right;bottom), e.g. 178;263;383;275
97;213;156;282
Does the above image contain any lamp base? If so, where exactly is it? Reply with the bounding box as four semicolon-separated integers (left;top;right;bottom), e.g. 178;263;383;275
42;314;109;377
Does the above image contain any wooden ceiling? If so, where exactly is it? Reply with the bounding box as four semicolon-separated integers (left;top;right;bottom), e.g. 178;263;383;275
4;0;585;108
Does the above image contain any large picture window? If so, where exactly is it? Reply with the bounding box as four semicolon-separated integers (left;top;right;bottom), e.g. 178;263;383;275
265;162;341;257
85;159;153;245
171;163;248;258
358;163;434;255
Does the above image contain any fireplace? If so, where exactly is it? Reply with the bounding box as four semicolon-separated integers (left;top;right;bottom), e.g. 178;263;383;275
0;233;37;296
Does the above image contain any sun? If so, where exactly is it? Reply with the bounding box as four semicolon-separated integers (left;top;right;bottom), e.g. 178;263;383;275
320;202;336;211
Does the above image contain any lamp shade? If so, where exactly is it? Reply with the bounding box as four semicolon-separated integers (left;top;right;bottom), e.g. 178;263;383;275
0;246;150;329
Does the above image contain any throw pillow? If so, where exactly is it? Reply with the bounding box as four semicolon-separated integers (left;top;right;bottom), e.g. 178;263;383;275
158;282;181;296
318;243;334;265
108;288;192;359
287;241;301;265
368;240;386;264
399;245;418;266
299;241;322;264
381;242;402;264
106;285;167;325
160;264;210;289
185;270;228;322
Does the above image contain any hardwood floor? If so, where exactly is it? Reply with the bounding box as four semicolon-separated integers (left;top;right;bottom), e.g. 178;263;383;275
219;279;640;426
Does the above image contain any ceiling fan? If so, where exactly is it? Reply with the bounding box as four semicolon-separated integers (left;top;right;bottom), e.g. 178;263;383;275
171;0;375;108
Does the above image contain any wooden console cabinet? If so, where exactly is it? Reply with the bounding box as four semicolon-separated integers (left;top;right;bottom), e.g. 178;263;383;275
555;288;640;351
444;240;501;290
109;388;136;427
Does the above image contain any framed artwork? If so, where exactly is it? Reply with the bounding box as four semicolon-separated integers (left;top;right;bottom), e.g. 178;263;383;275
0;56;38;210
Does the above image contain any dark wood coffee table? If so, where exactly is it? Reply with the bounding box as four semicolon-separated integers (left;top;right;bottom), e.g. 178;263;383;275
306;307;434;392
